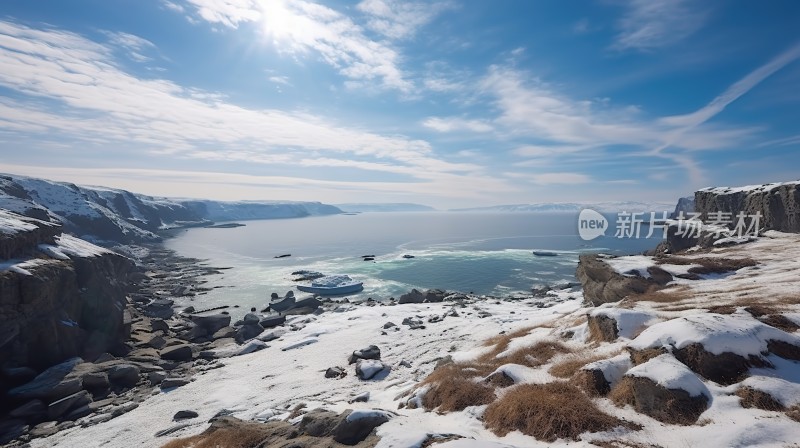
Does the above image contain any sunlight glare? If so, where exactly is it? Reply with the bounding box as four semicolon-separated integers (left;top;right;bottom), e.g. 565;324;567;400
259;0;296;40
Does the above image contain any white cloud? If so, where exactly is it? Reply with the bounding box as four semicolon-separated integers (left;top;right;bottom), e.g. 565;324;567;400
268;75;292;85
422;116;493;133
356;0;454;40
102;31;157;62
181;0;414;92
0;20;518;201
612;0;708;52
530;172;592;185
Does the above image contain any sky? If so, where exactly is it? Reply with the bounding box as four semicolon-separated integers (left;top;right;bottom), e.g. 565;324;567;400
0;0;798;208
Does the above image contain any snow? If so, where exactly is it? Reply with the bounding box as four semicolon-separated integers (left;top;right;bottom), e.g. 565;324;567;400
698;180;800;195
356;359;386;379
589;308;658;339
37;234;110;259
628;312;800;358
583;353;632;386
0;209;39;234
626;354;710;398
485;364;549;385
739;376;800;408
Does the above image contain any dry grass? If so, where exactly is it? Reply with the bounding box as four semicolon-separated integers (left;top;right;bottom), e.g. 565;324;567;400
625;286;692;304
658;256;757;274
627;347;666;366
482;326;536;350
787;405;800;422
549;352;608;378
484;382;634;442
419;362;497;412
161;424;270;448
287;403;307;419
490;341;572;367
736;387;784;411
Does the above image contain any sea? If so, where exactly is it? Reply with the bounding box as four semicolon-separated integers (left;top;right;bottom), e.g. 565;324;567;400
164;212;664;314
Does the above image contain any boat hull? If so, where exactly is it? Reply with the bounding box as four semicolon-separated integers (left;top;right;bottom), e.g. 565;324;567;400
297;282;364;296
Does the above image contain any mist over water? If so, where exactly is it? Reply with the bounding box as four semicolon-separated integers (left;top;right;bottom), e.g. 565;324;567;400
165;212;663;313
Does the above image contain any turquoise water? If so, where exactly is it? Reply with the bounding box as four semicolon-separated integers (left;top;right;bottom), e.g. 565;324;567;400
164;212;662;312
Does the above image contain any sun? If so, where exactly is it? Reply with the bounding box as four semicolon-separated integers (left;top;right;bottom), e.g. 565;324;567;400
258;0;296;40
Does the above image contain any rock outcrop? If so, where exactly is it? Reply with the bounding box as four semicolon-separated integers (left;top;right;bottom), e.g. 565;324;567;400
694;181;800;233
576;254;659;305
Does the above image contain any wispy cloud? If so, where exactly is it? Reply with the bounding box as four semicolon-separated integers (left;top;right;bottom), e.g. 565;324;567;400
611;0;708;52
530;172;592;185
268;75;292;86
102;30;157;62
0;20;516;201
356;0;454;40
422;117;493;133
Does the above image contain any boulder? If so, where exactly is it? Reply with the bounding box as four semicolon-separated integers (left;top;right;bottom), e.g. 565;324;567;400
673;343;762;385
398;289;425;304
325;366;346;379
356;359;386;380
160;344;193;362
587;314;619;342
332;409;390;445
106;364;141;388
148;371;167;386
424;289;446;303
235;323;264;343
1;366;37;386
9;399;46;419
47;390;92;420
173;410;199;420
646;266;674;286
576;254;659;305
161;377;191;389
243;313;261;325
348;345;381;364
259;315;286;329
8;357;84;401
64;403;92;421
211;326;236;340
0;419;28;445
382;322;396;329
612;376;708;425
299;409;342;437
81;372;110;391
151;319;170;333
146;335;167;350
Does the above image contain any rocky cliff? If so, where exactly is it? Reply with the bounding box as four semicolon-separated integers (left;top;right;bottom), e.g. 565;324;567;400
0;211;133;371
670;195;695;219
694;181;800;232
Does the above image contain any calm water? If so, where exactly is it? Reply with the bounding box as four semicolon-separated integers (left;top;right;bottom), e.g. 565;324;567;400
164;212;662;313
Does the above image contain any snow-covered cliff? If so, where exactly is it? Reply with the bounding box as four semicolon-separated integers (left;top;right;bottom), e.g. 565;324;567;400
0;174;343;243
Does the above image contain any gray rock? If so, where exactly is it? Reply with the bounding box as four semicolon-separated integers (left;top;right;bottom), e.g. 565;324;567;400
8;357;84;401
64;404;93;421
332;409;390;445
0;419;29;444
348;345;381;364
382;322;396;329
151;319;170;333
349;391;369;403
424;289;446;303
355;359;387;380
161;377;190;389
325;366;346;379
30;421;59;438
47;390;92;420
398;289;425;304
147;335;167;349
173;410;199;420
243;312;261;325
211;326;236;339
106;364;141;388
93;353;116;363
1;366;37;385
160;344;193;361
81;372;110;390
259;315;286;329
148;370;168;386
576;254;659;305
10;399;46;419
235;323;264;343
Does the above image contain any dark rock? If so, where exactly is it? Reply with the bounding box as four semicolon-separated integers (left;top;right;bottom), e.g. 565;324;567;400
1;366;38;386
325;367;346;379
349;392;369;403
161;377;190;389
106;364;141;388
29;421;59;438
259;315;287;329
673;343;761;385
332;409;390;445
0;419;28;445
81;372;110;390
160;344;193;361
577;369;611;396
173;410;199;420
235;323;264;343
348;345;381;364
424;289;446;303
148;370;167;386
587;313;619;342
299;409;341;437
613;376;708;425
694;183;800;233
242;312;261;325
383;322;396;329
576;254;660;305
8;357;84;401
94;353;116;363
147;335;167;349
646;266;674;285
64;403;93;421
47;390;92;420
211;326;236;340
9;399;46;419
398;289;425;304
151;319;169;333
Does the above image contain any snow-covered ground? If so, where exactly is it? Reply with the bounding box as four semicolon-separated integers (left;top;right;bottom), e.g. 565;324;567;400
30;232;800;447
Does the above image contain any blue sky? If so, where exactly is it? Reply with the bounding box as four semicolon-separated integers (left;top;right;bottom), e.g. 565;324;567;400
0;0;798;208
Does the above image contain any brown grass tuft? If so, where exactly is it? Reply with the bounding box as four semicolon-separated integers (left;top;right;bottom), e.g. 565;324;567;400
161;421;271;448
484;382;634;442
287;403;307;419
758;314;800;332
627;347;666;365
708;305;737;314
421;375;496;412
549;352;607;378
625;286;692;304
787;405;800;422
659;256;757;274
492;341;572;367
737;386;784;411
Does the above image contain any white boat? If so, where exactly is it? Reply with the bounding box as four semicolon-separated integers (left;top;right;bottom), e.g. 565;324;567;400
296;274;364;295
